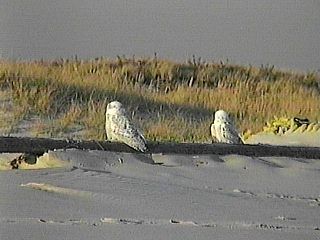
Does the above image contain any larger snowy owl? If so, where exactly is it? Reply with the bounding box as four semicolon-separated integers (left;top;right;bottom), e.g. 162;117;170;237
105;101;147;152
211;110;244;144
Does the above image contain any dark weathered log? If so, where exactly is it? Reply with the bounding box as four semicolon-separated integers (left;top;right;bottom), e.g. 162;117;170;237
0;136;319;159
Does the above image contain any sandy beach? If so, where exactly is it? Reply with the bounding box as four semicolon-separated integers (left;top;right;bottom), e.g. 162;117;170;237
1;1;320;238
0;133;319;240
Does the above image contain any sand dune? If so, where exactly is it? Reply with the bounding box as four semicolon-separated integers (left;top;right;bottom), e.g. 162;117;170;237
1;134;320;240
246;130;320;147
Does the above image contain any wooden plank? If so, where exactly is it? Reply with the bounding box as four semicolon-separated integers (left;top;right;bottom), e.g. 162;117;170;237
0;136;319;159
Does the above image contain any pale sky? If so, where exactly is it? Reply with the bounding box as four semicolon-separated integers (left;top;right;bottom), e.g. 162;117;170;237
1;0;319;72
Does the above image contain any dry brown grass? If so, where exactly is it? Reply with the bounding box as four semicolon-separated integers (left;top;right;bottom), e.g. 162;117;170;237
0;57;319;142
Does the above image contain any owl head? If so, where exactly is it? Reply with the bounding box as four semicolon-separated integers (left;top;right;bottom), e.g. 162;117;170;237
214;109;231;123
106;101;127;115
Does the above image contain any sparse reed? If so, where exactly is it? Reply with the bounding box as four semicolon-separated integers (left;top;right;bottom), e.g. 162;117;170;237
0;57;319;142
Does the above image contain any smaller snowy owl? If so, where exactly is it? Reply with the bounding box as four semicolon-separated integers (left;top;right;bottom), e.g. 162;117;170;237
211;110;244;144
105;101;147;152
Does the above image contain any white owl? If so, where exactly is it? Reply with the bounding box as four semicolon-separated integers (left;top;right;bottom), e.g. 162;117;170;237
105;101;147;152
211;110;244;144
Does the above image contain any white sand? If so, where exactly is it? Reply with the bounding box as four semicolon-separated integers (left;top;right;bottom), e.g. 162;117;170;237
246;131;320;147
0;134;320;240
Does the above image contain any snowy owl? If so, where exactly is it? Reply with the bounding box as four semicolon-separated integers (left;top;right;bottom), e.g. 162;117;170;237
211;110;244;144
105;101;147;152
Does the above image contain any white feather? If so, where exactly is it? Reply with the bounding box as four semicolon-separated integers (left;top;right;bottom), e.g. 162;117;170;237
105;101;147;152
211;110;243;144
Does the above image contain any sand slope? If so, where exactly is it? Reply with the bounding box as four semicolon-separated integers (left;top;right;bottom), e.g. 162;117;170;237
1;148;319;240
246;131;320;147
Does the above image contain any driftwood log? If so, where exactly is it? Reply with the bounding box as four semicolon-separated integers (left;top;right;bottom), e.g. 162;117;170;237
0;136;319;159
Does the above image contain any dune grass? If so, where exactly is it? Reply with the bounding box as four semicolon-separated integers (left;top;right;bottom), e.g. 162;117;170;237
0;57;319;142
